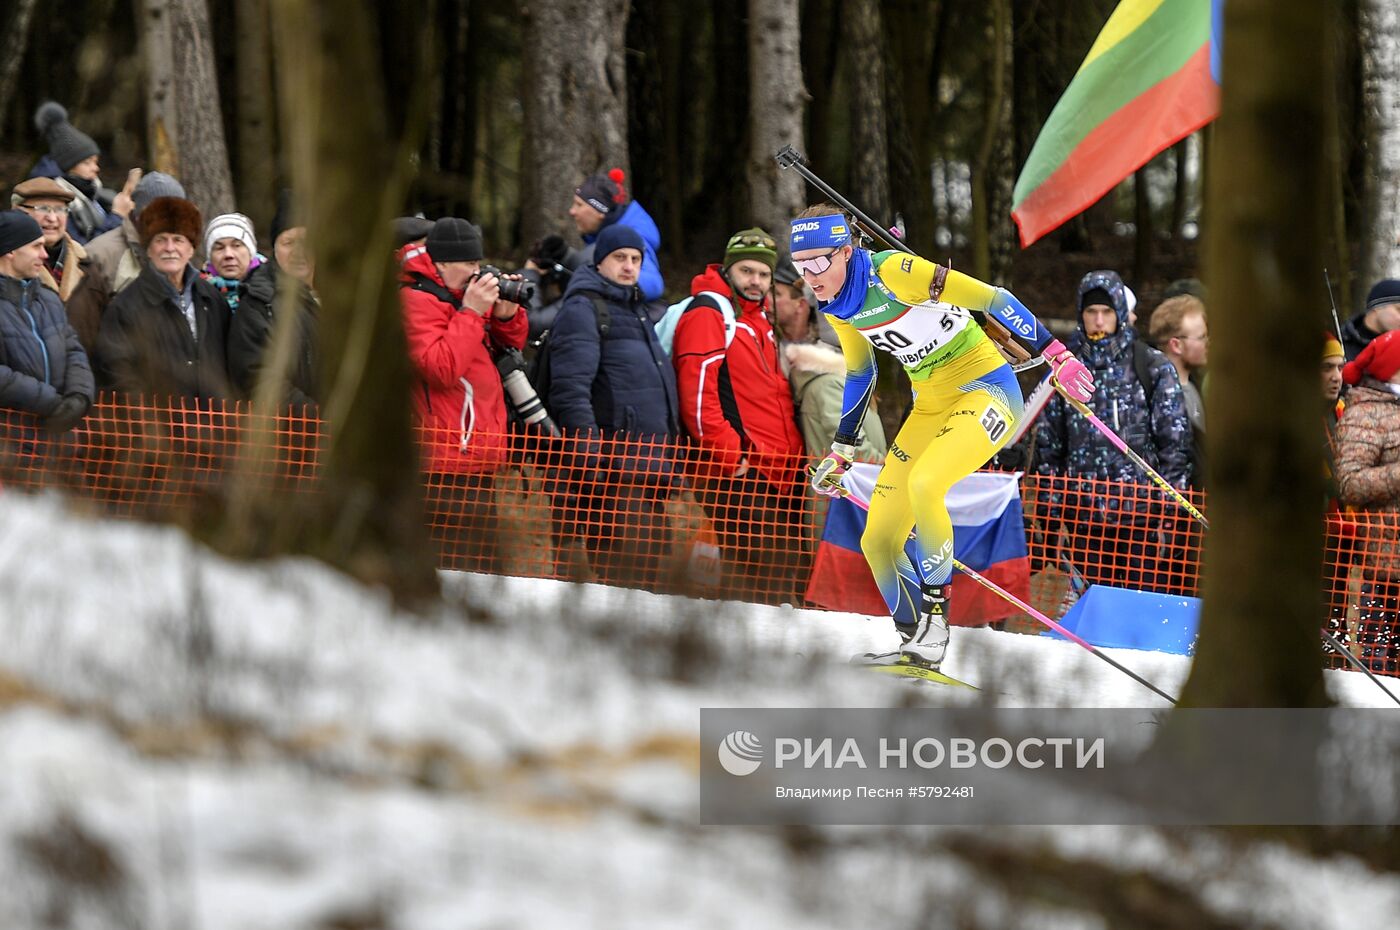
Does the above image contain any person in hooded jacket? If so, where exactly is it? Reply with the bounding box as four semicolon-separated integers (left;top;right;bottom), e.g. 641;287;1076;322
671;228;807;596
673;229;804;486
544;224;681;584
1034;270;1192;596
1335;329;1400;674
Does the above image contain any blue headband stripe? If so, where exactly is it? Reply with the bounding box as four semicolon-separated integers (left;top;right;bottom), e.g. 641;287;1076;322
789;214;851;252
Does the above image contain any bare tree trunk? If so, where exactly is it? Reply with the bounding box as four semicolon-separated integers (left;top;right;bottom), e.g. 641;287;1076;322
747;0;806;239
1179;0;1331;708
141;0;236;217
846;0;890;227
1133;166;1152;284
259;0;440;605
696;0;750;239
802;0;842;175
520;0;630;247
887;0;947;256
142;0;181;176
235;0;276;232
1170;137;1190;236
0;0;39;120
1361;0;1400;281
971;0;1013;282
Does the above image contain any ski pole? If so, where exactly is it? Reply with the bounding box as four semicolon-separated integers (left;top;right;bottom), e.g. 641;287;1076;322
1051;376;1210;529
775;145;1045;374
1324;269;1344;345
821;476;1179;705
1321;629;1400;707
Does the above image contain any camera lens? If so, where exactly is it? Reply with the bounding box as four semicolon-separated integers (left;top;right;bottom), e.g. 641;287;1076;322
501;369;548;424
500;278;535;305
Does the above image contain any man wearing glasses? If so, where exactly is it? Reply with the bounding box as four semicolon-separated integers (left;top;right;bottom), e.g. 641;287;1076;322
796;204;1095;672
10;178;87;304
1148;293;1209;487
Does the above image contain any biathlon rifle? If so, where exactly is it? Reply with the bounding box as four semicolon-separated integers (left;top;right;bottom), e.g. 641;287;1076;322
774;145;1043;373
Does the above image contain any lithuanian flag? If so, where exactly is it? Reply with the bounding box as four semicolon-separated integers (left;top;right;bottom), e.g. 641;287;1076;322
1011;0;1223;247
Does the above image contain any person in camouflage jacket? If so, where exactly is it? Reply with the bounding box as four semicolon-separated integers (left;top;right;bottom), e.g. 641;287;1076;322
1034;270;1193;593
1335;329;1400;673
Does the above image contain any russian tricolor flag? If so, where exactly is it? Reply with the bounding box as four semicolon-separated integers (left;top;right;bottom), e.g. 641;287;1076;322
804;466;1032;625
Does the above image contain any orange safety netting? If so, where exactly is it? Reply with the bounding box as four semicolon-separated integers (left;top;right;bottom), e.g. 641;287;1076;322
0;396;1393;677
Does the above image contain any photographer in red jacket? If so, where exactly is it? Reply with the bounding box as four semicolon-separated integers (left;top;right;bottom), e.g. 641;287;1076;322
400;217;528;474
400;218;528;572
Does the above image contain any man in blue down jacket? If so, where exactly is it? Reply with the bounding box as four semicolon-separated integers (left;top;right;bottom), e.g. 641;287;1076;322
0;210;94;437
1034;269;1192;595
544;223;680;583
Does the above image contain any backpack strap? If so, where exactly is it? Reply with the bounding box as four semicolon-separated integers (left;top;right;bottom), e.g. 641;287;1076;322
690;291;737;348
1133;340;1157;407
403;271;458;308
586;295;611;337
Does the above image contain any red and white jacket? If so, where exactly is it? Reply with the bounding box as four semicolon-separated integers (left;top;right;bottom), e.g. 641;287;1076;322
671;264;803;489
399;246;528;473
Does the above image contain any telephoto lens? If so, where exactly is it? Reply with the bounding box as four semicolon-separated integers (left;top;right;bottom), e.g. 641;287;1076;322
495;348;559;436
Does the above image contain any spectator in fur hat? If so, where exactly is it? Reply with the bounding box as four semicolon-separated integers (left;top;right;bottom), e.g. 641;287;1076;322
94;197;230;399
29;102;134;246
11;177;88;304
65;171;186;353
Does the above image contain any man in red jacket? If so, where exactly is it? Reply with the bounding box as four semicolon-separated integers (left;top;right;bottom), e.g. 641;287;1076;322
671;228;805;597
400;217;528;571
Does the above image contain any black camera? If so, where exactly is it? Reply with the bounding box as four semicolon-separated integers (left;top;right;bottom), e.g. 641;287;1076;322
477;265;536;305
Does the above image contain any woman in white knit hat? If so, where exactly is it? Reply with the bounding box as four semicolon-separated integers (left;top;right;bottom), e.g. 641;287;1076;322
200;212;265;312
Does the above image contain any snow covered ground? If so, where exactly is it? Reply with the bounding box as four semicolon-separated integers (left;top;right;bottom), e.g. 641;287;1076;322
0;490;1396;929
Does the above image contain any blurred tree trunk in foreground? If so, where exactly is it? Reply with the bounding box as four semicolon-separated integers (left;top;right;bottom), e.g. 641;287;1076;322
241;0;439;605
1180;0;1330;707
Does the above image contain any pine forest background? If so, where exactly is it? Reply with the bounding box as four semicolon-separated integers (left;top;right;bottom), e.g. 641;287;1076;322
0;0;1392;320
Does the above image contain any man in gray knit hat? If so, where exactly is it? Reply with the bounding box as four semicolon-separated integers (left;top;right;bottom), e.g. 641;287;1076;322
63;171;186;352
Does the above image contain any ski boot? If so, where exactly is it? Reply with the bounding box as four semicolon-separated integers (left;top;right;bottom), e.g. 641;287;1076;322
850;585;950;669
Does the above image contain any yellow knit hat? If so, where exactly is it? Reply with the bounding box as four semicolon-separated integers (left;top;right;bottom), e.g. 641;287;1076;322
1323;332;1344;361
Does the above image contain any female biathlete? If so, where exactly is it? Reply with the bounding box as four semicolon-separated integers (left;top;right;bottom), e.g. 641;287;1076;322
792;205;1095;671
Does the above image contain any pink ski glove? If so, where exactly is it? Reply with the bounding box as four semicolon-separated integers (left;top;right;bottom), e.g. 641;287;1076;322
1045;339;1095;403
